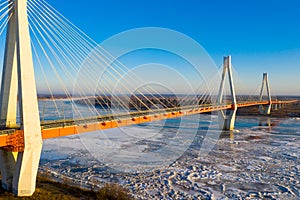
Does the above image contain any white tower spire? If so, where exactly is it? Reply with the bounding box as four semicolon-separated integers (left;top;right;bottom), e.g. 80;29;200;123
0;0;42;196
217;55;237;130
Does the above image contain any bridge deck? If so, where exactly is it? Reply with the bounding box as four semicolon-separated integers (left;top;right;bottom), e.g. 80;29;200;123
0;100;297;152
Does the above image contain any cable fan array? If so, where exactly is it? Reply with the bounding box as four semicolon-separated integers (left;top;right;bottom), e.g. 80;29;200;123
26;0;219;123
0;0;277;125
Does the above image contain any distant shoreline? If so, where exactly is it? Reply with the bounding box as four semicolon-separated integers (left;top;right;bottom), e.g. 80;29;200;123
37;94;300;99
37;95;300;119
236;101;300;118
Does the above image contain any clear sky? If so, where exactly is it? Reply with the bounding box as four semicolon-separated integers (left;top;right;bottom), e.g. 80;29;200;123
0;0;298;95
48;0;300;95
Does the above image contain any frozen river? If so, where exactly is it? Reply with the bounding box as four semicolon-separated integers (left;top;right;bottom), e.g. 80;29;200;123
39;100;300;199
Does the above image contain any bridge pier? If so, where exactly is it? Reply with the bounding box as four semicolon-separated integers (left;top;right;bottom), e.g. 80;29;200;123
283;103;287;108
0;0;18;191
0;151;17;191
217;56;237;130
272;104;278;111
259;73;272;115
259;104;271;115
0;0;42;196
218;107;237;130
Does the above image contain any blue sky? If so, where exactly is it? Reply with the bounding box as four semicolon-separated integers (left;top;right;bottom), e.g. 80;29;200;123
0;0;298;95
49;0;300;95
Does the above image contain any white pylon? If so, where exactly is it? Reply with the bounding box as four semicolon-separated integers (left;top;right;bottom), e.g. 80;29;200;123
259;73;272;115
0;0;18;192
0;0;42;196
217;56;237;130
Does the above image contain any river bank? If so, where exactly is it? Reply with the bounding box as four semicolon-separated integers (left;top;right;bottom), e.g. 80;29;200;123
0;174;132;200
0;175;97;199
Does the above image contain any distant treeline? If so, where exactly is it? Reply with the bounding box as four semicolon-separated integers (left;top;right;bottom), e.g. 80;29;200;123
38;94;299;111
73;95;212;111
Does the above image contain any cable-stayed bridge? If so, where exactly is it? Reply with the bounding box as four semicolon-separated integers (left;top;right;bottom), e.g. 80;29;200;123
0;97;296;151
0;0;297;196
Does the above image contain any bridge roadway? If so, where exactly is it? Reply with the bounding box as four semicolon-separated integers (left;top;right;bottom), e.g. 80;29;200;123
0;100;297;152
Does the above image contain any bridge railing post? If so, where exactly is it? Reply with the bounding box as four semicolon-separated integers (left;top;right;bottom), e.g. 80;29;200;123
217;55;237;130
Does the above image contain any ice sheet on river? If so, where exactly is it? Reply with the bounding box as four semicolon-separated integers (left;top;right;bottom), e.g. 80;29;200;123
40;116;300;199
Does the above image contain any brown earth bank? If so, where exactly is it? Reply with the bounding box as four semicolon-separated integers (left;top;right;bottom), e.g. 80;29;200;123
0;175;133;200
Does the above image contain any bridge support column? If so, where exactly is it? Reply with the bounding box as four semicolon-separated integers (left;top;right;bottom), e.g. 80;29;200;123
0;0;42;196
0;0;18;191
272;104;278;111
259;73;272;115
217;56;237;130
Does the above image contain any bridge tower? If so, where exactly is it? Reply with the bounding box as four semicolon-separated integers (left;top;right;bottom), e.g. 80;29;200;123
0;0;42;196
259;73;272;115
217;56;237;130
